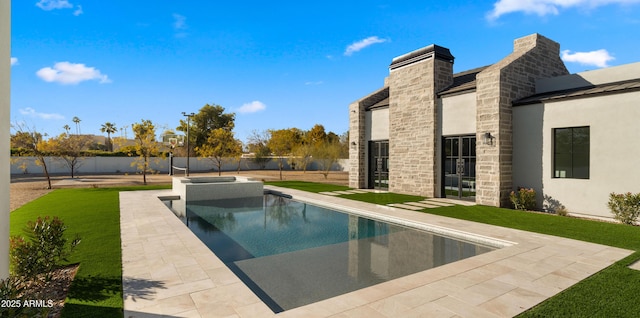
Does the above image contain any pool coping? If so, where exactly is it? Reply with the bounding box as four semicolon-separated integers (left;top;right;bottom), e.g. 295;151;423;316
120;186;633;317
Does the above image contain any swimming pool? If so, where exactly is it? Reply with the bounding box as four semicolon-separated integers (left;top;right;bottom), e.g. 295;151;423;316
164;194;496;313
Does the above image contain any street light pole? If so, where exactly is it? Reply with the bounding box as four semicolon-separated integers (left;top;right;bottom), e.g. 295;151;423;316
181;112;195;176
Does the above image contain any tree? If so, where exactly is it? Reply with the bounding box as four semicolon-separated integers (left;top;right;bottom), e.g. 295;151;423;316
63;125;71;134
267;128;302;180
10;126;54;189
233;140;244;174
291;143;313;173
130;119;160;185
312;139;343;179
197;128;242;176
306;124;327;146
100;122;117;152
72;116;81;135
247;130;271;169
176;104;235;152
51;133;92;178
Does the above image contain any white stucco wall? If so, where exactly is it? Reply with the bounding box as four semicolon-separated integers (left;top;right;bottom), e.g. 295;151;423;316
537;62;640;94
440;92;476;136
513;90;640;219
1;0;10;279
365;107;389;141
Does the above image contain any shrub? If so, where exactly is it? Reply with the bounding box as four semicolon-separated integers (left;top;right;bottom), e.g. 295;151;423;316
608;192;640;225
510;187;536;211
9;216;80;279
555;205;568;217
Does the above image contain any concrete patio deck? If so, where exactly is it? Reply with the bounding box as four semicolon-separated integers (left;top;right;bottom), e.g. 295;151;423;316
120;186;633;317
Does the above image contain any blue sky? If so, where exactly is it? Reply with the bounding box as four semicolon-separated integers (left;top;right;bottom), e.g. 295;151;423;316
10;0;640;143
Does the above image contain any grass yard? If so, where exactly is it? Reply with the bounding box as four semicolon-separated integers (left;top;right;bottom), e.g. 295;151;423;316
265;180;351;193
266;181;427;205
10;181;640;317
336;192;426;205
10;185;170;318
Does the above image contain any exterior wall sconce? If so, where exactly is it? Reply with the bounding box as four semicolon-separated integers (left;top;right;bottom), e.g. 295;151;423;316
482;132;494;145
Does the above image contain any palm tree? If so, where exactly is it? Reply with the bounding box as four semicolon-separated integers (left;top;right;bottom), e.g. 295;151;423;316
100;122;117;152
63;124;71;135
72;116;81;135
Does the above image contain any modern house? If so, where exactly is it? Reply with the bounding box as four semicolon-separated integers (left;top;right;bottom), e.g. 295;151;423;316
349;33;640;220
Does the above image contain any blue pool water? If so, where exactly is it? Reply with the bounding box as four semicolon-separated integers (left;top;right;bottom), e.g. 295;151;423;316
164;194;495;313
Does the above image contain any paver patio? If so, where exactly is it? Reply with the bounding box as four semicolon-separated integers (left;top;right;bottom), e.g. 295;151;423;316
120;186;632;317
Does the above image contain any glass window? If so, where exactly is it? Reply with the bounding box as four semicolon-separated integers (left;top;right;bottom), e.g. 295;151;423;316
553;126;589;179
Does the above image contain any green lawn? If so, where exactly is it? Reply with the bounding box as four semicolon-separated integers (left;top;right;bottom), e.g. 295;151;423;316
269;181;640;317
10;185;170;318
337;192;426;205
10;182;640;317
265;180;351;193
265;181;427;205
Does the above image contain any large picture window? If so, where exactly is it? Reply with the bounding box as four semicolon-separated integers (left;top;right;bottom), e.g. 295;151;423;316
553;126;589;179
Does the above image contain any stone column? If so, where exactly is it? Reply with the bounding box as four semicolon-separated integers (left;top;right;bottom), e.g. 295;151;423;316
348;100;367;189
387;45;453;197
476;34;569;207
349;87;389;189
1;0;11;279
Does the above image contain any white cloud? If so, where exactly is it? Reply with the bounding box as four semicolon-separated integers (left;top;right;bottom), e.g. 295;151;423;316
344;36;388;56
172;14;188;38
561;49;615;68
173;13;187;30
36;0;73;11
36;62;111;85
19;107;65;120
36;0;83;16
73;5;83;16
238;101;266;114
304;81;324;86
487;0;640;20
10;57;18;66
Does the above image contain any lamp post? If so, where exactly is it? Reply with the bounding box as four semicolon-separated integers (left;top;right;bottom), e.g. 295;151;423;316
182;112;195;176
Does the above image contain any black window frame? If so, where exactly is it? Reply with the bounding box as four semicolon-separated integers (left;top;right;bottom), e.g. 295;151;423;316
553;126;590;179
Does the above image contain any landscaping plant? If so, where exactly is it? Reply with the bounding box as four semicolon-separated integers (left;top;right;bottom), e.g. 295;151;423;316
509;187;536;211
608;192;640;225
9;216;81;279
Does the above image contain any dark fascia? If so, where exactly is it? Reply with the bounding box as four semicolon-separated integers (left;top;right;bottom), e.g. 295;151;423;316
389;44;454;70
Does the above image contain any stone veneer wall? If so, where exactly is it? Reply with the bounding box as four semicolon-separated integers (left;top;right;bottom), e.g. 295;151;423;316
349;87;389;189
475;34;569;207
387;52;453;197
